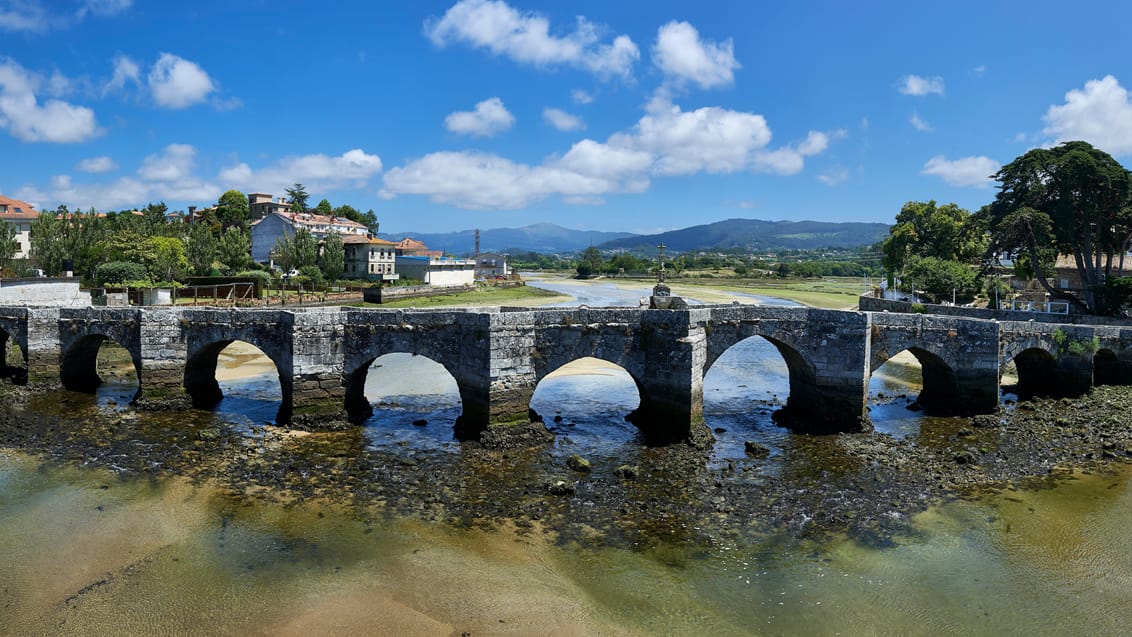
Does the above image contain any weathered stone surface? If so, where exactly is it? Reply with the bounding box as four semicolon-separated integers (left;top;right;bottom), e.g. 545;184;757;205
0;303;1126;437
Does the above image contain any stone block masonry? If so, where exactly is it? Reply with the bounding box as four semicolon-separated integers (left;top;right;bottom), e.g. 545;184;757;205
0;303;1128;441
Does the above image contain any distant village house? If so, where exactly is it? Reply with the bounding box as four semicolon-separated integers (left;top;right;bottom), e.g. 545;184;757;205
0;195;37;259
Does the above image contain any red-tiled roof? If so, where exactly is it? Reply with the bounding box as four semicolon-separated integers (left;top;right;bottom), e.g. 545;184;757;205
0;195;37;220
341;234;396;245
271;210;367;230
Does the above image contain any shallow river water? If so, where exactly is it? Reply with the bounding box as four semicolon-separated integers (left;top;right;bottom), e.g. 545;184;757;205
1;284;1130;635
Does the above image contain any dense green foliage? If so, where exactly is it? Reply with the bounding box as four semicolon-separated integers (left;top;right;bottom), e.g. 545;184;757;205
320;232;345;282
903;256;980;304
94;261;149;286
980;141;1132;314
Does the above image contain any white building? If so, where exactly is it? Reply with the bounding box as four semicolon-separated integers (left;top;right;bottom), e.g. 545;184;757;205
0;195;37;260
395;255;476;287
474;252;510;279
249;211;369;263
343;234;399;282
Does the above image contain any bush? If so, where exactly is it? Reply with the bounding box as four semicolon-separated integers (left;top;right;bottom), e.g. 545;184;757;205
95;261;149;287
236;270;272;286
299;265;324;286
910;303;926;314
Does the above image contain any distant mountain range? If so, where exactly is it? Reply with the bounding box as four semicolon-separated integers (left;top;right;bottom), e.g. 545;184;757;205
381;218;890;255
597;218;891;253
379;223;635;254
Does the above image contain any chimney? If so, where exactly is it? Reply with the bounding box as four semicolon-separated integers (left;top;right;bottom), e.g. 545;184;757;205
187;205;196;224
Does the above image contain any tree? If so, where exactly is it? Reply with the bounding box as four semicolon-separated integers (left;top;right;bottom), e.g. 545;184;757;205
903;256;979;305
271;227;318;273
882;201;984;287
148;236;189;282
980;141;1132;314
315;199;333;215
0;221;18;270
362;209;379;234
186;221;218;275
576;246;603;279
216;189;249;229
285;183;309;213
320;232;344;283
217;226;251;273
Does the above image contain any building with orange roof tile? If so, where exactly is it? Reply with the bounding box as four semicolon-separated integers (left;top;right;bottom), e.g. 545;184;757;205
0;195;38;259
342;234;399;282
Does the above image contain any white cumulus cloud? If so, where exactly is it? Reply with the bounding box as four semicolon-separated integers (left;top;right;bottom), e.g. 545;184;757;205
921;155;1000;188
382;98;839;209
0;58;101;142
1042;75;1132;156
651;21;739;90
899;74;944;96
543;107;585;131
445;97;515;137
77;155;117;173
220;149;383;195
425;0;639;79
147;53;216;109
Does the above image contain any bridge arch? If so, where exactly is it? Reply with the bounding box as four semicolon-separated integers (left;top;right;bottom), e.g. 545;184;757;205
184;338;291;423
59;333;141;398
0;323;26;381
1003;347;1059;398
870;347;961;413
343;351;465;426
530;356;642;429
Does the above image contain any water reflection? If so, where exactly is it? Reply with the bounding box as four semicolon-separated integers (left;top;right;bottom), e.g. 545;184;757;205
360;353;462;452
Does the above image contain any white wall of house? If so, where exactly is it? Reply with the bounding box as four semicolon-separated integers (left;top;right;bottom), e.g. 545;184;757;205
395;256;475;286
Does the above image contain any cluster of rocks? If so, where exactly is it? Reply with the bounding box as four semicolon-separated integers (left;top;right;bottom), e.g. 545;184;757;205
2;381;1132;551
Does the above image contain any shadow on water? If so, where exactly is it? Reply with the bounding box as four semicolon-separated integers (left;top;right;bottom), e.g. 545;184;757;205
703;337;792;466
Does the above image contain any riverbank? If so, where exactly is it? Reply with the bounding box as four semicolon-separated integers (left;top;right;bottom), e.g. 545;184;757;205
2;379;1131;548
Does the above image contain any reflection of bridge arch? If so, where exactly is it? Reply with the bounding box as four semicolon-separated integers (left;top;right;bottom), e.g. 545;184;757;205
1094;348;1122;386
59;333;141;398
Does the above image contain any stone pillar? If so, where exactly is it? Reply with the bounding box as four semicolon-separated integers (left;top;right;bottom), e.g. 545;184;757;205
951;320;1001;414
138;308;189;400
482;310;538;429
25;307;60;385
290;309;347;422
780;309;870;434
627;308;706;444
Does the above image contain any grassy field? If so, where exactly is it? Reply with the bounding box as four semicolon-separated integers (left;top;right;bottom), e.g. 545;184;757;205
357;284;567;309
672;277;870;309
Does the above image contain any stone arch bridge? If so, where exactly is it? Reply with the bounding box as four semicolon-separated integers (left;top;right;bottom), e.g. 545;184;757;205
0;304;1129;440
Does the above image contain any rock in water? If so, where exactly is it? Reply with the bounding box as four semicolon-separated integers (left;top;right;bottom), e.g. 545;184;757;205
566;454;592;473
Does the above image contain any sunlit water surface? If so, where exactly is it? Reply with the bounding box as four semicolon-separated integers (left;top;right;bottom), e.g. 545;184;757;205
3;338;1131;634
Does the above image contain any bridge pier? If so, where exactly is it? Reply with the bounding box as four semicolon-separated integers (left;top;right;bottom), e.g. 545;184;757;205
625;310;706;443
25;307;60;384
138;308;189;400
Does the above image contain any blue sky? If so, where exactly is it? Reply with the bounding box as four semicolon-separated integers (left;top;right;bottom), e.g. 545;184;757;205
1;0;1131;234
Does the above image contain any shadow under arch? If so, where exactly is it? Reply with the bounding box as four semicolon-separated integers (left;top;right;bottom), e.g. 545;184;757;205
0;325;27;383
530;355;643;444
60;333;141;400
344;351;473;435
1006;347;1060;399
344;351;462;421
184;339;289;423
870;347;961;414
1094;349;1122;386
